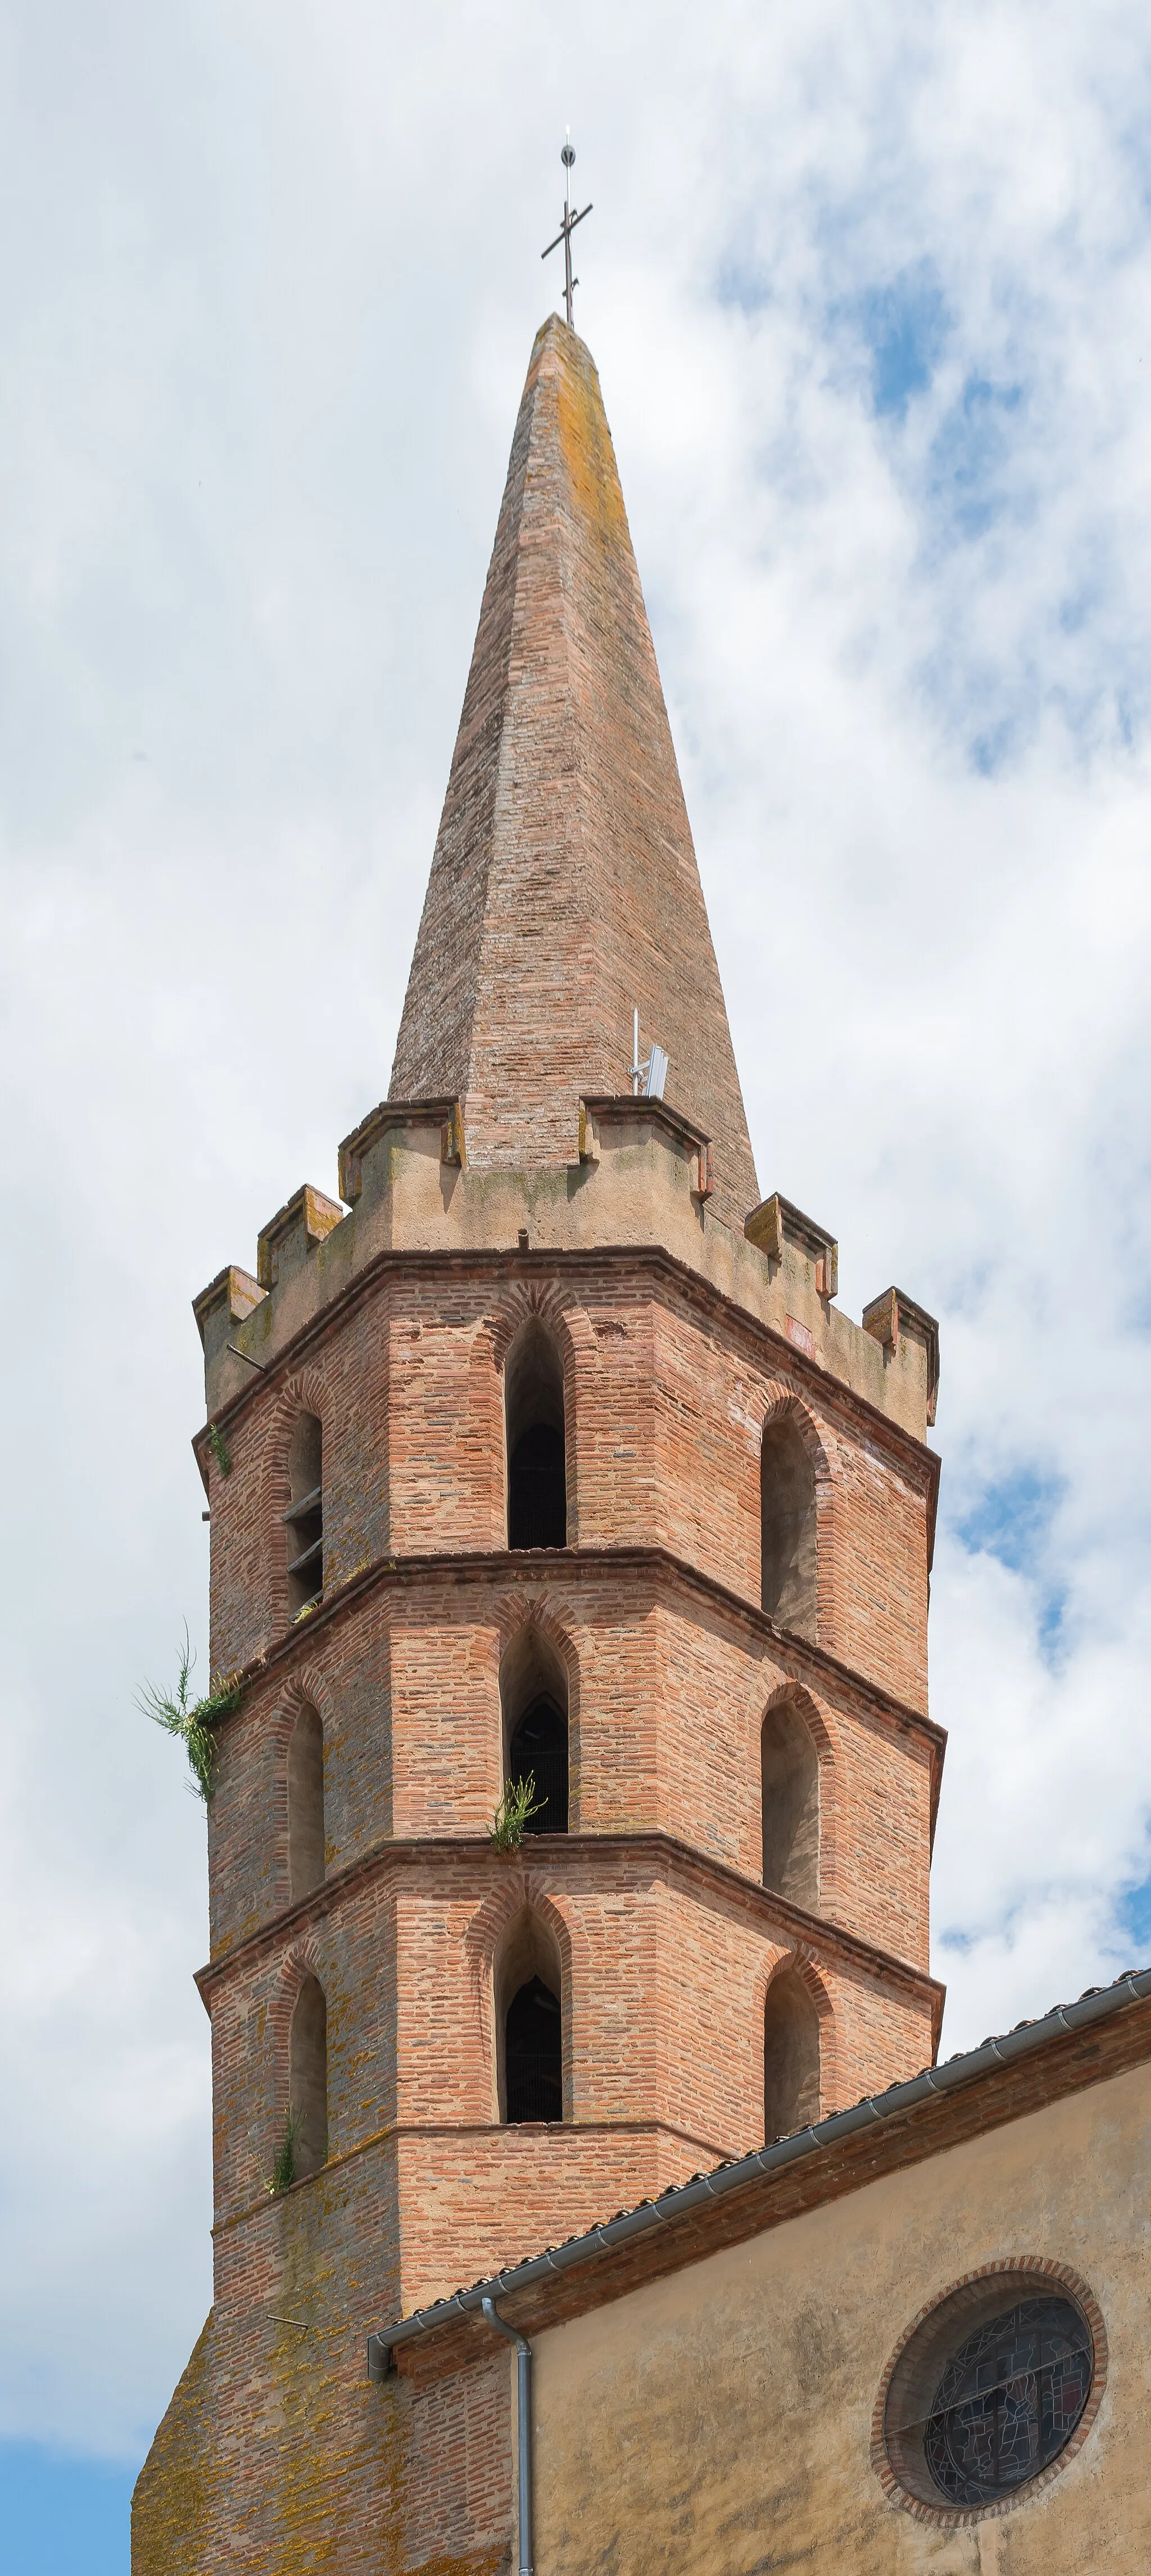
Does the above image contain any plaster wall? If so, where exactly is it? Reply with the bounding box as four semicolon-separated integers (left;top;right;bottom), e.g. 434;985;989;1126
528;2058;1151;2575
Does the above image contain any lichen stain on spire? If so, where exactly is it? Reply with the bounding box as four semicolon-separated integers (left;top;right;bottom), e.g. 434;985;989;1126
549;323;631;555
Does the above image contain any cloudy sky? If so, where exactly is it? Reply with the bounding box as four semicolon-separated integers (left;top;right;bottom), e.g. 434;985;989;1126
3;0;1151;2554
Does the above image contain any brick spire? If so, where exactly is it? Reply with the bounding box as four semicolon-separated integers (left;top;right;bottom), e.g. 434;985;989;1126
390;313;759;1229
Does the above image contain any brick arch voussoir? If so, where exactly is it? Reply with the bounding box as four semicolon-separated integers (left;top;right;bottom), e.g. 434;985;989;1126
268;1939;328;2113
266;1663;334;1755
494;1592;579;1694
465;1874;576;1995
763;1677;837;1767
490;1284;578;1374
760;1381;832;1488
757;1944;834;2027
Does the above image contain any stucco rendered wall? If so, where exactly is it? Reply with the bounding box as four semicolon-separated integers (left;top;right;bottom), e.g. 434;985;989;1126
528;2057;1150;2575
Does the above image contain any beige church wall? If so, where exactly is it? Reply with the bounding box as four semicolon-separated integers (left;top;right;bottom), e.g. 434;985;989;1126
529;2058;1151;2575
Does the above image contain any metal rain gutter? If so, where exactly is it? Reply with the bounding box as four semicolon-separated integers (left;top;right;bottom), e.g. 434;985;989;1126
366;1967;1151;2380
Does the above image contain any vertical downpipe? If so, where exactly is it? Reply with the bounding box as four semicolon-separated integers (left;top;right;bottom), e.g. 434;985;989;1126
481;2298;534;2576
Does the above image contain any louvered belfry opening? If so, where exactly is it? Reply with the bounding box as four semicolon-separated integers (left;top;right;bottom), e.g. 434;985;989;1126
505;1976;563;2123
505;1320;567;1549
509;1694;569;1834
285;1411;323;1617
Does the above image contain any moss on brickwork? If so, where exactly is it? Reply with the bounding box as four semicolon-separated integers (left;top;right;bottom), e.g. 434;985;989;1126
132;2311;214;2572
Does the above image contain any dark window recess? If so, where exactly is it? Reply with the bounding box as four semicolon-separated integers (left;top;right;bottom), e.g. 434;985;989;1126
505;1975;562;2122
286;1414;323;1618
923;2297;1092;2508
508;1695;568;1833
763;1969;821;2141
288;1703;325;1902
508;1423;566;1549
289;1973;329;2177
760;1415;817;1638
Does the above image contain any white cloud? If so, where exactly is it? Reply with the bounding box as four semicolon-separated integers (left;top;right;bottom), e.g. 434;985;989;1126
3;0;1151;2459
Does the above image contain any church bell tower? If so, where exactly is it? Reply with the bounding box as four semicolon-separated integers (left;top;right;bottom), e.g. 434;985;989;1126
134;313;943;2575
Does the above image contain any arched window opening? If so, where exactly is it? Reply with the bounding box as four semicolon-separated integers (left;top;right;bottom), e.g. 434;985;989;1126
289;1973;328;2177
501;1627;571;1834
760;1697;819;1909
763;1968;820;2143
285;1413;323;1618
505;1978;562;2124
496;1908;565;2125
760;1413;817;1638
288;1703;325;1902
508;1696;568;1834
505;1323;566;1550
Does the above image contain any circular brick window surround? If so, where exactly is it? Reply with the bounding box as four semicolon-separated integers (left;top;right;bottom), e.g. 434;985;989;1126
872;2261;1107;2528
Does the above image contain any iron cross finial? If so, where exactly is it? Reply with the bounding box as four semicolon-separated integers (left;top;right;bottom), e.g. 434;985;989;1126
542;132;592;329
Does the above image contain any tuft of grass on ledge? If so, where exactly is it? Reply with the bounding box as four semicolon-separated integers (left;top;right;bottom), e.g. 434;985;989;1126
138;1624;244;1803
487;1772;543;1851
266;2109;303;2197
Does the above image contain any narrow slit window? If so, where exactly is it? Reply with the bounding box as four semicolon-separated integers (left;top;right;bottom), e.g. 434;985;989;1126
289;1973;328;2177
288;1703;325;1902
760;1413;817;1638
507;1694;569;1834
286;1413;323;1618
761;1698;819;1908
504;1976;562;2123
505;1324;567;1550
763;1969;820;2143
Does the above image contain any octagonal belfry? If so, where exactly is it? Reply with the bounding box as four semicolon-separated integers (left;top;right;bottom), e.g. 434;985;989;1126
134;314;944;2576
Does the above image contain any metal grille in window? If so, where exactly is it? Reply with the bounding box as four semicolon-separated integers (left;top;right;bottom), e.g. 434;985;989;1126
923;2296;1091;2507
285;1482;323;1612
505;1976;562;2123
508;1695;568;1833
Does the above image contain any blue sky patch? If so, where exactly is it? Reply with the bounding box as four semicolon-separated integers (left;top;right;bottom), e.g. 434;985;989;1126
955;1464;1064;1578
1116;1870;1151;1957
1;2442;135;2575
929;373;1025;540
857;264;951;419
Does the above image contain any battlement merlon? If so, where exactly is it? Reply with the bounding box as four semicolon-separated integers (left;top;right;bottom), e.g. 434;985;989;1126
192;1098;940;1445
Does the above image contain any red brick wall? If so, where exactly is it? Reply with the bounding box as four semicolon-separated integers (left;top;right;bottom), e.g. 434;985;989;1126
142;1239;939;2572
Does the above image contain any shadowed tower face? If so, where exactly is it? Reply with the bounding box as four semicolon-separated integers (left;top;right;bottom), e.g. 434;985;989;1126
389;313;759;1231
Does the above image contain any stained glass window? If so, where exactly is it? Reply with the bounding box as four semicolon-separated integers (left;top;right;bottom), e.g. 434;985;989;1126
922;2295;1091;2508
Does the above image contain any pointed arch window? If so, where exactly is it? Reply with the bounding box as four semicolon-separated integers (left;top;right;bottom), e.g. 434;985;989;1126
760;1696;819;1910
289;1973;328;2177
501;1628;570;1833
288;1703;325;1902
763;1967;821;2143
285;1413;323;1618
496;1909;565;2125
505;1322;567;1550
760;1411;817;1638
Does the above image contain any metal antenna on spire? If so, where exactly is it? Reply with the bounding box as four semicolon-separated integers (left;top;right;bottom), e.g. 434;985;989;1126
542;131;592;329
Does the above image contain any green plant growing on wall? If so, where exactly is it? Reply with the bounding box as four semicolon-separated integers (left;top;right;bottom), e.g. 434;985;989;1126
266;2108;303;2198
139;1626;244;1803
487;1772;543;1851
207;1420;232;1479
